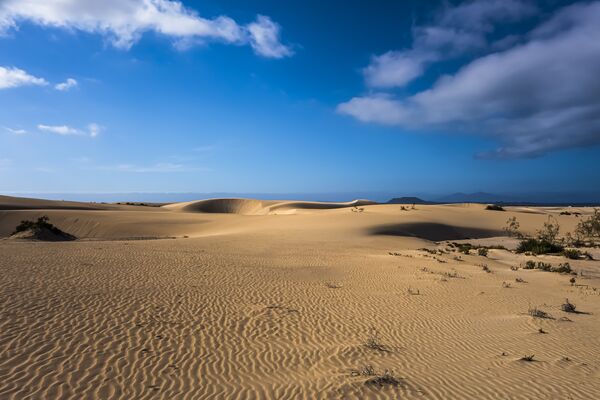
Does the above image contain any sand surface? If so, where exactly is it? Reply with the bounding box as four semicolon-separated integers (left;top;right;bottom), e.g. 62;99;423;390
1;196;599;399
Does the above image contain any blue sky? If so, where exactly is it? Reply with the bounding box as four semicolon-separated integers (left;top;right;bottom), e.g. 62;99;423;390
0;0;599;200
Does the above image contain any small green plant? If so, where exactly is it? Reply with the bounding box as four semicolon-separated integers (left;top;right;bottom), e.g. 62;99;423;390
562;249;582;260
478;248;489;257
552;263;572;274
523;260;536;269
517;239;563;254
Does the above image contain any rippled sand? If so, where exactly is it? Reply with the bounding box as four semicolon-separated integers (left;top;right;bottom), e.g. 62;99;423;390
1;196;599;399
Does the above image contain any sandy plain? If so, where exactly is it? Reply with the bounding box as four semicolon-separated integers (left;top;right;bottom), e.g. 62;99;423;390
0;195;599;399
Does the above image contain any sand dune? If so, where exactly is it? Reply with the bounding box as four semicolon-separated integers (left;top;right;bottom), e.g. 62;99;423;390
164;198;377;215
1;196;599;399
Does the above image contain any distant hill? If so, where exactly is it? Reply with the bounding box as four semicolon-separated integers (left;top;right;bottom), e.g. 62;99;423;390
387;197;434;205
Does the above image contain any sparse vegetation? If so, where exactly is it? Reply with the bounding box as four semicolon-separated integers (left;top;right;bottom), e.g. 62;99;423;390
352;365;402;387
572;208;600;245
562;249;582;260
503;216;522;238
478;248;488;257
528;305;552;319
522;260;572;274
486;204;505;211
481;264;491;273
11;215;75;241
13;215;60;235
517;238;563;254
365;328;388;352
515;277;525;283
502;281;511;288
520;355;535;362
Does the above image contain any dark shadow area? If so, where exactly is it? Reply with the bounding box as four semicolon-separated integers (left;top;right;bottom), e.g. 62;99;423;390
370;222;502;241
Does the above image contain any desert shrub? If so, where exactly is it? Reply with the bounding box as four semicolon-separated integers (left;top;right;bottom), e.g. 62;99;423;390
516;239;563;254
537;215;561;245
560;211;572;215
536;262;552;272
478;248;489;257
481;264;491;273
551;263;572;274
503;216;522;238
561;299;576;313
13;215;62;235
528;305;552;319
486;204;505;211
524;260;536;269
573;208;600;244
365;370;402;387
365;328;387;352
562;249;581;260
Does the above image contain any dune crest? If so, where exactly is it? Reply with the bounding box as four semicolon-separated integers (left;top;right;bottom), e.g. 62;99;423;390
164;198;377;215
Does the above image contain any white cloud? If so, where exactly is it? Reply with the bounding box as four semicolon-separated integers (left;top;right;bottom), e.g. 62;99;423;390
3;126;27;135
38;123;102;137
87;123;102;137
55;78;77;91
339;1;600;158
0;0;292;58
247;15;293;58
363;0;536;88
38;124;80;135
0;66;48;89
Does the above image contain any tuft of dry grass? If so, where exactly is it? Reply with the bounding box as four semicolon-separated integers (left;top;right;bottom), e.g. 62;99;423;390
519;354;535;362
561;298;576;313
365;327;388;352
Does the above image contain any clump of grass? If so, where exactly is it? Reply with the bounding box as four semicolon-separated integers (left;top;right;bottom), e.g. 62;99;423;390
351;365;402;387
522;260;573;274
562;249;582;260
481;264;491;273
478;248;489;257
552;263;572;274
569;277;576;286
502;281;512;288
561;299;576;313
486;204;505;211
365;370;402;387
517;239;564;255
528;305;553;319
520;355;535;362
523;260;536;270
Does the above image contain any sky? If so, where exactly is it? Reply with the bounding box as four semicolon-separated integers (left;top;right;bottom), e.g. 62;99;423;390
0;0;599;201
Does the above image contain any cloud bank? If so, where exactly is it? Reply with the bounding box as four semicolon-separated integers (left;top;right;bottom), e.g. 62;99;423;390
55;78;78;91
0;0;292;58
339;1;600;158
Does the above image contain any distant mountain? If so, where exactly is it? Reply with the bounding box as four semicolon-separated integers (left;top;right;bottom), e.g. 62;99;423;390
387;197;434;205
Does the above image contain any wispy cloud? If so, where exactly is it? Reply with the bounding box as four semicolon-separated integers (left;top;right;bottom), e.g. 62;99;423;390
339;1;600;158
3;126;27;135
55;78;77;91
38;123;103;137
0;0;292;58
0;66;48;89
